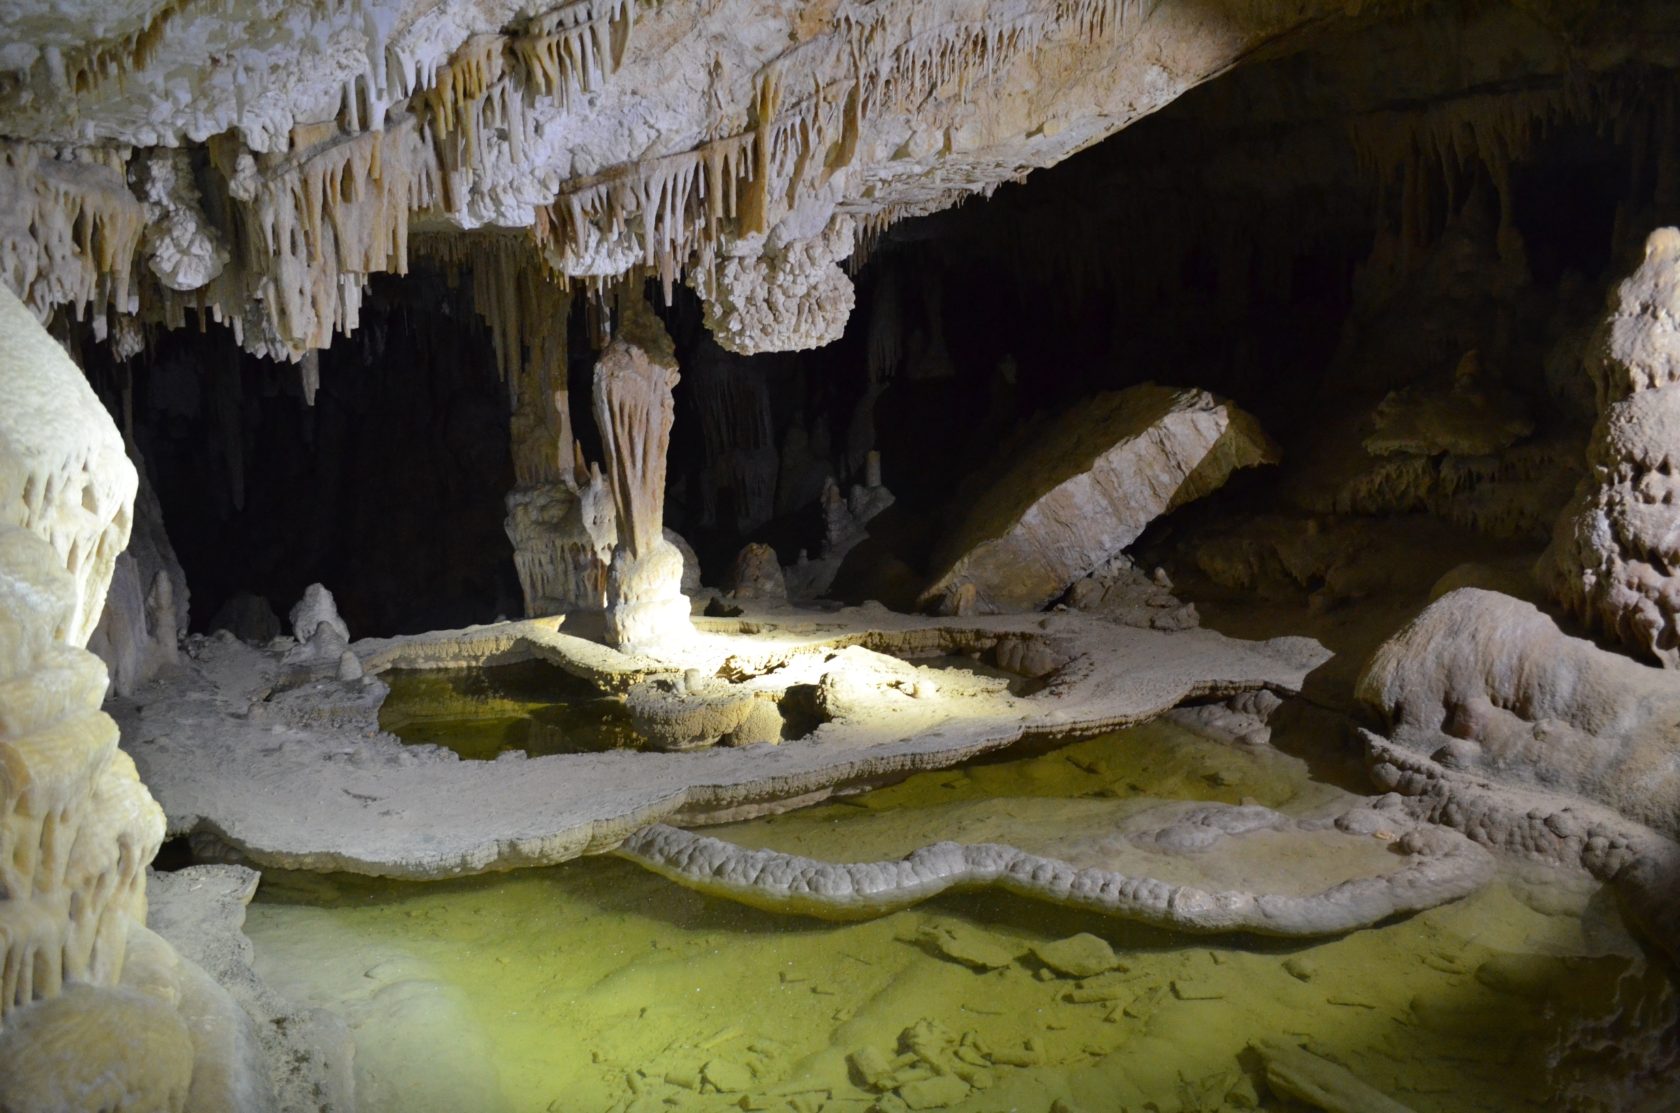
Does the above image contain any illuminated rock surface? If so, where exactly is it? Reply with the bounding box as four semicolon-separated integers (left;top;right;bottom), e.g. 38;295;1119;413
0;285;280;1111
117;607;1325;877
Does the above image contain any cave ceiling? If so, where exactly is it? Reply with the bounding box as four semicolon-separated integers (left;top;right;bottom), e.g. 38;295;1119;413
0;0;1677;363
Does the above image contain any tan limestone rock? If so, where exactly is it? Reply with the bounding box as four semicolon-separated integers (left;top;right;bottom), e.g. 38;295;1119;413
921;385;1276;615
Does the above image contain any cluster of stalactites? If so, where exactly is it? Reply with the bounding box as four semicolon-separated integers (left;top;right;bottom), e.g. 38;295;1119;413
1;0;1152;363
0;144;145;334
1346;75;1680;283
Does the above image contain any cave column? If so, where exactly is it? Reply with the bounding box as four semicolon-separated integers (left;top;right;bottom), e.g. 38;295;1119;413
592;298;691;652
496;267;617;619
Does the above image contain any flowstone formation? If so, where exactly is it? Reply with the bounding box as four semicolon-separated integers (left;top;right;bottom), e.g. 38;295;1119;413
1541;228;1680;666
922;385;1277;615
1357;587;1680;958
117;603;1325;877
0;287;276;1111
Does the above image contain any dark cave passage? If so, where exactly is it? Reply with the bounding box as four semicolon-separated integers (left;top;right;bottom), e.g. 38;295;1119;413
93;272;522;638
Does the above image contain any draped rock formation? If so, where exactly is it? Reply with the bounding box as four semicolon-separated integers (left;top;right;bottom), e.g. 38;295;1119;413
0;0;1377;364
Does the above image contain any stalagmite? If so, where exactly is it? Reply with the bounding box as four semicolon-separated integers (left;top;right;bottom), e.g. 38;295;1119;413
1541;228;1680;666
592;296;691;650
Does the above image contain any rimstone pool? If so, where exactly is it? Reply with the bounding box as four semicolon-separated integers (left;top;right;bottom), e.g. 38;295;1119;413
242;719;1680;1113
378;660;644;760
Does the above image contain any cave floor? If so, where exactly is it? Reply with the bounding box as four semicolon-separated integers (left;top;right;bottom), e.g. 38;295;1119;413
241;718;1679;1113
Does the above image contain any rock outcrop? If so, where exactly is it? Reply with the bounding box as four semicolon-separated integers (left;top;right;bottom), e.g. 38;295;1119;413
1541;228;1680;666
1356;587;1680;959
1357;588;1680;841
88;460;189;697
921;385;1276;615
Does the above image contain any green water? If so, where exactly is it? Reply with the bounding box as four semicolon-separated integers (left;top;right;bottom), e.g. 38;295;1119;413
378;660;642;760
246;722;1680;1113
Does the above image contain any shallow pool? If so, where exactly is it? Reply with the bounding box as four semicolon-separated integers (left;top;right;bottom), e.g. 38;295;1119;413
378;659;642;760
246;722;1680;1113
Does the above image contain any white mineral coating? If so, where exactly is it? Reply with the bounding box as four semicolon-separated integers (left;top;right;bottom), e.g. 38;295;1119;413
0;284;136;646
1541;228;1680;666
132;147;228;291
288;583;350;645
0;0;1363;355
0;282;276;1111
614;798;1493;936
0;284;159;1034
922;385;1278;615
689;219;857;355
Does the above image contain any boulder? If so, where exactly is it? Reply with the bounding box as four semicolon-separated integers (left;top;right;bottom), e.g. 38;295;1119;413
920;385;1275;615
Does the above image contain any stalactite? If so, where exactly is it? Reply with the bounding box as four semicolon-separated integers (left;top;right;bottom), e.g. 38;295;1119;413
0;144;146;330
511;0;640;106
217;119;435;360
1348;83;1588;273
2;0;1163;359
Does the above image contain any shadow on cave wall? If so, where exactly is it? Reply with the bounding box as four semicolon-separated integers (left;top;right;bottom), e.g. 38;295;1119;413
658;42;1680;592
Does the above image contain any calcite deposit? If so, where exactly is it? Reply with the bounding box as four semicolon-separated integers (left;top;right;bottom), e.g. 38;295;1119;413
0;286;276;1111
1541;228;1680;666
617;800;1493;935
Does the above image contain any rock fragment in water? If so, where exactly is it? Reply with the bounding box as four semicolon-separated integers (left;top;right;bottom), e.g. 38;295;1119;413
1031;933;1122;978
919;923;1020;970
1253;1040;1417;1113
